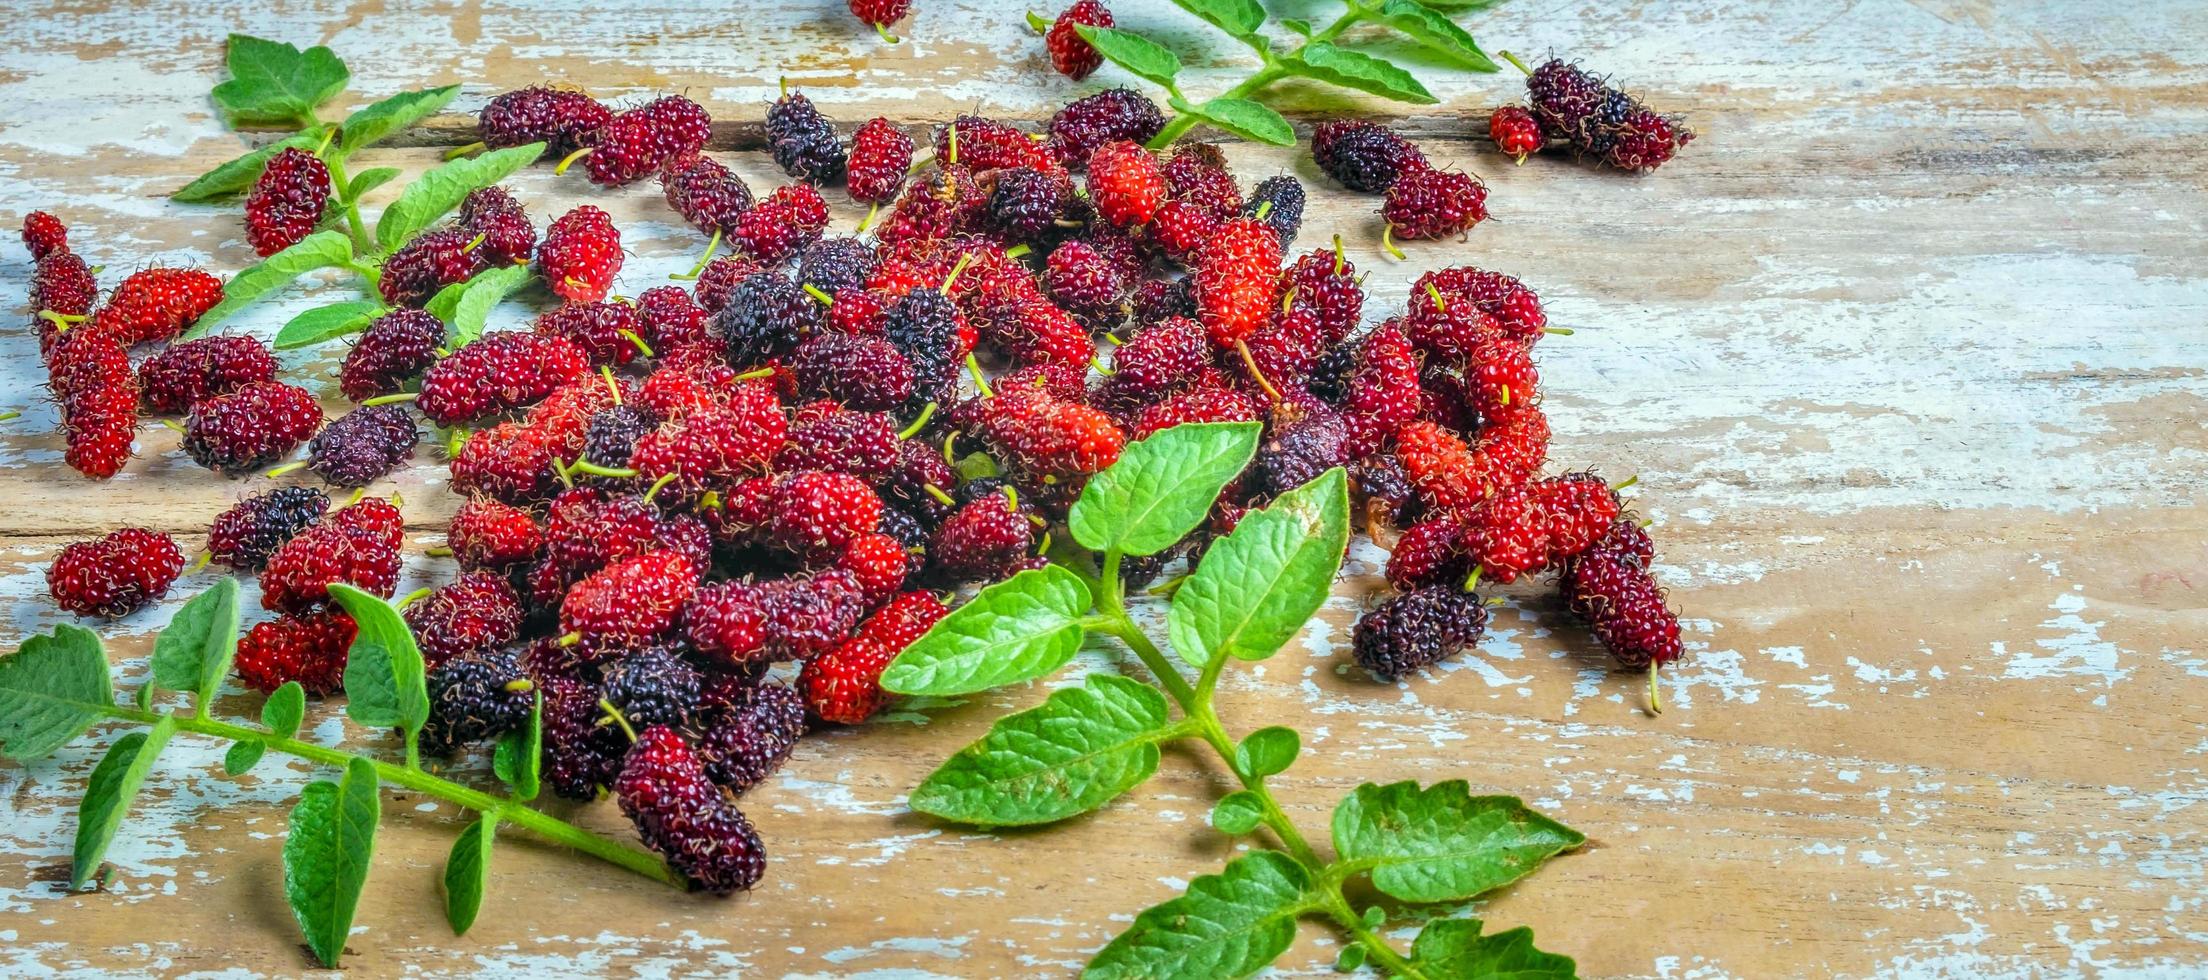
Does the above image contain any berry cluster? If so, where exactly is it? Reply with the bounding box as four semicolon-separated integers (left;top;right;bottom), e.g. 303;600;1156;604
1309;120;1486;255
1508;53;1695;173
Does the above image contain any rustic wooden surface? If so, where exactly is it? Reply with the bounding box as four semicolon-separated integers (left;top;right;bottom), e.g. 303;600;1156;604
2;0;2204;976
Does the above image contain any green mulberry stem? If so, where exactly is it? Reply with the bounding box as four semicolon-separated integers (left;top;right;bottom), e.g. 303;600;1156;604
1142;3;1375;151
85;701;684;889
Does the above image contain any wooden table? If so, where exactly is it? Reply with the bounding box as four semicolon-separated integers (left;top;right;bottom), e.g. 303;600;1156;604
2;1;2202;976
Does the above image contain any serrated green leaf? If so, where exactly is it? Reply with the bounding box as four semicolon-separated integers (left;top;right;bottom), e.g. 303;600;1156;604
224;740;267;776
1073;25;1184;89
910;674;1170;826
329;584;429;736
336;85;460;159
1373;0;1499;70
1210;790;1264;835
183;230;354;337
284;757;380;969
1332;781;1584;903
148;578;240;707
1167;0;1266;37
1409;918;1579;979
1234;726;1298;778
880;565;1092;697
171;127;331;203
374;142;542;254
491;691;542;801
1070;422;1260;557
1289;42;1440;104
1168;468;1348;668
443;815;495;935
0;625;116;761
213;35;350;127
1184;97;1297;146
275;300;384;350
1084;851;1313;979
264;681;307;739
71;718;176;890
446;262;536;348
346;167;402;200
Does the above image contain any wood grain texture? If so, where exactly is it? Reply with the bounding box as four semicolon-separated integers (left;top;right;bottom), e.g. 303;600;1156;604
0;1;2204;977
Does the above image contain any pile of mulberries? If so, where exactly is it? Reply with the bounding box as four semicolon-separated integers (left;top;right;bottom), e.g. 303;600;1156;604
1492;52;1696;173
21;78;1686;898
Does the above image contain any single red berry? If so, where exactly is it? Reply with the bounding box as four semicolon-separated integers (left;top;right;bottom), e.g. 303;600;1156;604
614;725;767;894
1490;105;1543;163
1132;383;1264;439
457;186;537;265
635;284;712;352
1042;240;1126;319
31;250;98;355
91;267;224;345
835;531;911;603
1416;266;1548;343
404;571;525;667
536;205;623;303
1561;548;1682;669
560;551;701;654
48;331;138;478
182;380;323;475
449;422;561;504
260;498;404;613
1281;247;1363;345
208;486;330;571
379;227;489;308
1100;316;1206;408
1384;518;1470;590
972;386;1125;483
845;117;914;205
1047;0;1114;80
801;590;949;724
1607;108;1691;173
136;334;277;414
1047;88;1164;169
46;528;183;618
418;330;590;427
1192;217;1283;348
478;85;612;158
848;0;912;31
1340;323;1422;456
535;300;650;367
444;497;541;572
661;156;756;235
766;470;884;559
730;184;829;265
1383;165;1488;244
244;147;332;257
1086;140;1165;228
1538;473;1623;566
234;612;357;695
776;397;903;477
684;581;773;667
340;309;443;402
22;211;69;260
934;114;1055;172
929;491;1037;583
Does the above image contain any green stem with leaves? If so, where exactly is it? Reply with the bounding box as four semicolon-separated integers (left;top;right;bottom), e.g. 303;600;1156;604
1143;3;1371;150
86;700;681;887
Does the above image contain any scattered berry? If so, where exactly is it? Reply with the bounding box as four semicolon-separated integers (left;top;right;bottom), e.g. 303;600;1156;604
1311;120;1426;193
1047;88;1164;169
1351;586;1488;678
46;528;183;618
136;335;277;414
766;88;848;185
418;331;590;427
209;487;331;571
306;404;418;487
458;186;538;266
1046;0;1114;80
478;85;612;157
420;650;535;755
340;309;443;402
537;205;623;303
244;147;332;257
405;571;525;667
234;612;356;696
579;96;712;187
182;381;323;475
661;156;756;235
614;725;767;894
845;118;915;205
22;211;68;260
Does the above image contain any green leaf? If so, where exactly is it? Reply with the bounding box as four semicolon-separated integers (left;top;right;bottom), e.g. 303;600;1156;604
1210;790;1264;835
1289;42;1440;104
1281;18;1313;36
223;740;267;776
1372;0;1500;71
880;565;1093;697
445;263;536;348
1335;944;1368;972
491;691;542;802
374;142;542;253
275;300;384;350
1332;781;1585;903
1409;918;1579;979
213;35;350;127
148;578;240;707
284;757;380;969
0;625;116;761
264;681;307;739
183;230;355;337
1168;468;1348;668
1412;0;1508;11
1167;0;1265;37
329;584;429;737
1183;97;1297;146
1071;422;1260;557
1084;851;1313;980
346;167;402;200
443;815;495;935
171;127;331;202
1072;25;1184;89
336;85;461;159
71;718;177;889
910;674;1171;826
954;450;1000;481
1234;726;1298;778
133;681;155;711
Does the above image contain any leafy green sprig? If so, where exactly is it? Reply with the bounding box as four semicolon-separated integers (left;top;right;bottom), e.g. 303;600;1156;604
884;423;1582;978
170;35;543;352
0;577;682;969
1052;0;1501;151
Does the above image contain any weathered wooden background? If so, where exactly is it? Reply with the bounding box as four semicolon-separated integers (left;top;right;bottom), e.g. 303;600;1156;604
1;0;2203;976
